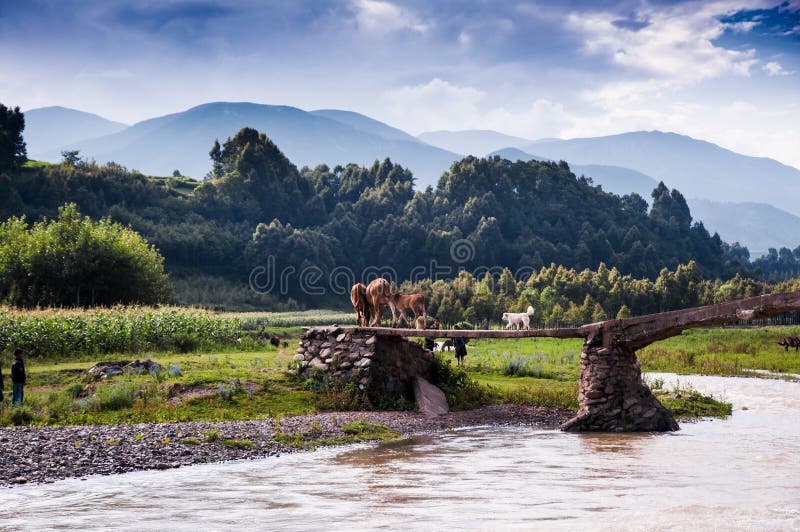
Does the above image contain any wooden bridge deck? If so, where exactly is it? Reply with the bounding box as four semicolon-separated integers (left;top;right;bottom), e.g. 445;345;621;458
345;326;589;339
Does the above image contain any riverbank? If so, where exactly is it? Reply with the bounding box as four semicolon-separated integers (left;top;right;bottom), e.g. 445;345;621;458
0;404;572;487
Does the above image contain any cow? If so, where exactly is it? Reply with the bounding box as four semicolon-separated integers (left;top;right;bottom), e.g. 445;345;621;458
365;278;396;327
350;283;371;327
269;336;281;348
390;292;427;328
778;336;800;352
435;339;454;352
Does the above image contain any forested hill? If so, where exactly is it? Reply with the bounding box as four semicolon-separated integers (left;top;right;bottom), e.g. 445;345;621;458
1;126;783;306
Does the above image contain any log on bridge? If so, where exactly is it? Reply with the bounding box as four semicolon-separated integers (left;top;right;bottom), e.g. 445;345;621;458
350;291;800;432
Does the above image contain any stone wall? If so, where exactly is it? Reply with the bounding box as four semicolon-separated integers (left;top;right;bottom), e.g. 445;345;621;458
293;326;436;403
561;336;678;432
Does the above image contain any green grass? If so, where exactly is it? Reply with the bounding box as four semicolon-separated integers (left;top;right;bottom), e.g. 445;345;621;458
459;337;583;380
645;376;733;420
22;160;55;168
639;326;800;375
473;374;579;410
0;347;310;426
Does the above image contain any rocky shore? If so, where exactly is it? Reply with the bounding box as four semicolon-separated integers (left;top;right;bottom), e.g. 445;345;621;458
0;405;571;486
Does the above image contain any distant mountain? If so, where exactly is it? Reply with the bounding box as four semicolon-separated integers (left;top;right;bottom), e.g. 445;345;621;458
24;106;128;157
520;131;800;217
688;199;800;257
311;109;422;144
418;130;534;156
488;147;658;199
36;102;461;187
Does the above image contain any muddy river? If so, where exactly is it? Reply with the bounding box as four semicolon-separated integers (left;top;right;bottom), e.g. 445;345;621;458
2;373;799;530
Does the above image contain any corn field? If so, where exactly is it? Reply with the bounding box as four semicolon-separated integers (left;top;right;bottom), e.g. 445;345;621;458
0;306;243;357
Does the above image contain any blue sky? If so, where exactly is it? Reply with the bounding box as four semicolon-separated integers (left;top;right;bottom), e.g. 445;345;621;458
1;0;799;167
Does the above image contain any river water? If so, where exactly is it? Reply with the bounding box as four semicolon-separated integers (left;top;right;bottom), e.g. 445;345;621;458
2;373;799;531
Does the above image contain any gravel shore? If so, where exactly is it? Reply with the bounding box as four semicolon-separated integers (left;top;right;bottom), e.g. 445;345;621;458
0;405;571;486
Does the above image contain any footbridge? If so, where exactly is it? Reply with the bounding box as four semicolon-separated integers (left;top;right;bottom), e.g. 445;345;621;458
341;291;800;432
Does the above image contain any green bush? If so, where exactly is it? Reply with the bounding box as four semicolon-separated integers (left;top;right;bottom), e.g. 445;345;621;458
96;381;138;410
0;204;169;308
429;355;490;410
65;383;85;399
203;428;222;442
8;406;35;426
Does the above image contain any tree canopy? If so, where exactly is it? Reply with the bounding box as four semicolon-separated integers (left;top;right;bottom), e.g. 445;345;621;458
0;204;169;307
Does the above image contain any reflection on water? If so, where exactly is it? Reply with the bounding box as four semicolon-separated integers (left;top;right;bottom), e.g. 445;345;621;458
2;374;800;530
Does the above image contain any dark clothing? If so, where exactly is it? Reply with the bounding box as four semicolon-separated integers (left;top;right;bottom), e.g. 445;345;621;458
11;357;24;405
11;358;25;384
424;321;439;351
454;337;467;363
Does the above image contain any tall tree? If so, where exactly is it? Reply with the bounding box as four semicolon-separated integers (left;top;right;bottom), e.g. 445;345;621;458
0;104;26;171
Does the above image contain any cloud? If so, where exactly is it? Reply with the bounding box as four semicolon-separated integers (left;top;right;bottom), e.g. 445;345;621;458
381;78;574;138
569;3;761;80
353;0;429;33
723;20;760;32
763;61;793;75
382;78;485;132
567;2;770;109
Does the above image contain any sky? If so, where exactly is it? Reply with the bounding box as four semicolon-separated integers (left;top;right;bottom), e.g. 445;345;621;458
1;0;799;167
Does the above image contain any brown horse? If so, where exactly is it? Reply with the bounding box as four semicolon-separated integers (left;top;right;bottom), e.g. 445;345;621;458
365;278;396;326
390;292;426;328
778;336;800;352
350;283;371;327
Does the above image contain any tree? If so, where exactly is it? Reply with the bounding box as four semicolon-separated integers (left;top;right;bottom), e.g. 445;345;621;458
61;150;81;167
0;204;169;307
0;104;26;171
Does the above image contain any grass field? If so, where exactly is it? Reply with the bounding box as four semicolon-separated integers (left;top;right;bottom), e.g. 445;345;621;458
639;326;800;375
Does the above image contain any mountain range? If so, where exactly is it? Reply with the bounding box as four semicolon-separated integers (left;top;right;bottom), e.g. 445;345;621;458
22;102;800;254
29;102;460;185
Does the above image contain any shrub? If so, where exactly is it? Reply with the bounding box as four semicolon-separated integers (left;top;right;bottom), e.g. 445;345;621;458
429;355;490;410
65;383;85;399
96;381;138;410
9;406;35;426
203;428;222;442
166;363;182;377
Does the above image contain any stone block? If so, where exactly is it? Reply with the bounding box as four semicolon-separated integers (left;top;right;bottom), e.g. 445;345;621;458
413;377;448;418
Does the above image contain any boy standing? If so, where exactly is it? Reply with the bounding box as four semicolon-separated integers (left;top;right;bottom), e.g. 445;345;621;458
11;348;25;406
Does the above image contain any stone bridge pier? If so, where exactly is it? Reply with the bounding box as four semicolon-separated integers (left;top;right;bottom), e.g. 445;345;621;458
561;335;677;432
292;326;448;416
